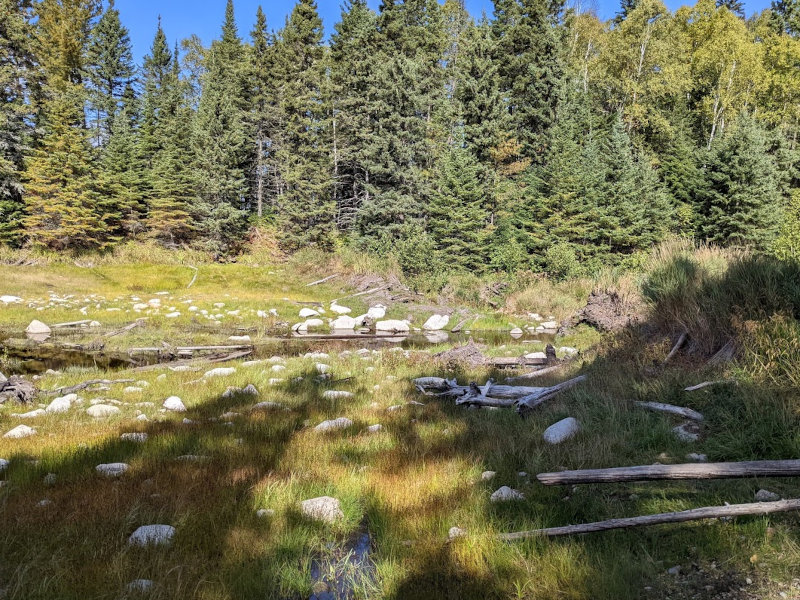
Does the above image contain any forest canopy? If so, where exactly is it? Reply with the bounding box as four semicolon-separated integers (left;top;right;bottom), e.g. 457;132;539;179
1;0;800;275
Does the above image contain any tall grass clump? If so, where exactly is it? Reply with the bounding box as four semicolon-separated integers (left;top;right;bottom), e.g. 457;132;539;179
642;239;800;355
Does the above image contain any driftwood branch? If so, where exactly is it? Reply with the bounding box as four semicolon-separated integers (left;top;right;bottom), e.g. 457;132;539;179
505;362;570;383
306;274;339;287
445;375;587;414
335;285;389;301
498;499;800;539
515;375;587;415
43;378;135;396
52;319;92;328
128;344;252;354
537;459;800;486
685;379;736;392
662;331;688;365
187;265;199;289
128;349;252;373
634;401;704;422
104;319;146;338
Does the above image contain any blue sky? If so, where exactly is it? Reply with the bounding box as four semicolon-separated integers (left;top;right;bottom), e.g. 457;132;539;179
115;0;772;63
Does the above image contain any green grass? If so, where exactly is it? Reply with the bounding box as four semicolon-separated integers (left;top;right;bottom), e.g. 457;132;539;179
0;244;799;599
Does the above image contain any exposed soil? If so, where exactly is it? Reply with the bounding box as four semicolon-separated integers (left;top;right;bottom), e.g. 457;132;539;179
560;289;644;334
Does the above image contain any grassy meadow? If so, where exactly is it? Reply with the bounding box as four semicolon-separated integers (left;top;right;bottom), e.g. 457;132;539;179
0;242;799;599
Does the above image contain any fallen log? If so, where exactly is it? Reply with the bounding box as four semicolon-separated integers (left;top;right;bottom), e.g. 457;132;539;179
335;285;389;301
452;375;588;414
0;376;37;404
498;499;800;539
537;459;800;486
128;344;252;354
450;318;469;333
505;362;570;383
104;319;146;338
306;273;339;287
43;378;135;396
634;400;704;422
515;375;587;415
662;331;688;366
685;379;736;392
52;319;92;328
491;356;548;368
127;349;252;373
186;265;199;289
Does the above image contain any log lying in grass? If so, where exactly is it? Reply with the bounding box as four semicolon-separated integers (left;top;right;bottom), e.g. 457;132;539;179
491;356;548;368
413;377;585;401
634;400;704;421
186;265;199;289
104;319;146;338
498;499;800;539
537;459;800;486
43;378;136;396
662;331;688;365
128;344;253;354
52;319;92;328
128;349;252;373
684;379;736;392
305;273;339;287
505;362;570;383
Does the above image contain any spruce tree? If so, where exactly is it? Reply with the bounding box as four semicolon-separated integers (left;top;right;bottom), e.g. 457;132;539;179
273;0;334;250
772;0;800;36
86;0;135;146
699;114;783;249
428;139;489;271
0;0;38;246
716;0;745;17
193;0;249;252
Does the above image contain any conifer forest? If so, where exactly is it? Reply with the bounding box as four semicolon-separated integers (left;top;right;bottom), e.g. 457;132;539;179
3;0;800;272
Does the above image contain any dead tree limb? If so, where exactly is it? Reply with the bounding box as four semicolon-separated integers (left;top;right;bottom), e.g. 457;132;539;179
52;319;92;328
505;362;570;383
537;459;800;486
662;331;688;366
43;378;136;396
306;274;339;287
127;349;252;373
685;380;736;392
104;319;146;338
634;401;704;422
516;375;587;415
187;265;199;289
498;499;800;539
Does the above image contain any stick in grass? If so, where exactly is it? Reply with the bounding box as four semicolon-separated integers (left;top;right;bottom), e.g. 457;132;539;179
634;400;704;421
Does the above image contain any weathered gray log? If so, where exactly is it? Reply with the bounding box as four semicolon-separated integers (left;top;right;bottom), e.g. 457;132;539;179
0;376;37;404
128;349;252;373
505;362;570;382
187;265;199;288
516;375;587;414
662;331;688;365
492;356;548;368
413;377;571;400
104;319;146;338
128;344;252;353
537;459;800;486
634;401;704;422
52;319;92;328
450;319;469;333
498;499;800;539
43;378;136;396
454;375;587;413
685;379;736;392
306;274;339;287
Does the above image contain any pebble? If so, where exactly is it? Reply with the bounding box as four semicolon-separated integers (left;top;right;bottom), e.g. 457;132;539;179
204;367;236;378
755;489;780;502
667;566;681;575
256;508;275;518
43;473;57;486
366;424;383;433
251;401;286;411
128;524;176;547
673;422;701;442
322;390;353;400
448;526;467;539
481;471;496;481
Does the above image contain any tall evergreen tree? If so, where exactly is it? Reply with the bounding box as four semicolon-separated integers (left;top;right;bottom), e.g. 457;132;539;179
772;0;800;36
193;0;249;252
273;0;334;249
86;0;134;146
716;0;745;16
0;0;38;246
699;114;783;248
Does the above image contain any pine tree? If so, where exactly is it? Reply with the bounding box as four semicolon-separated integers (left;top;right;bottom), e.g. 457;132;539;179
700;114;783;248
0;0;38;246
716;0;745;17
139;18;172;176
492;0;565;160
24;83;104;250
330;0;378;231
428;139;489;271
193;0;249;253
772;0;800;36
86;0;134;146
273;0;334;250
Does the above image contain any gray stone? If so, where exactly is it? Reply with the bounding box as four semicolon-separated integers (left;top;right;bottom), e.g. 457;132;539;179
331;315;356;330
251;401;286;411
242;384;259;395
96;463;129;477
127;579;154;593
422;314;450;331
162;396;186;412
314;417;353;432
330;302;351;315
121;432;148;443
86;404;120;418
0;458;8;471
128;524;175;547
12;409;45;419
755;489;780;502
204;367;236;378
686;453;708;462
3;425;36;439
490;486;524;502
299;307;320;318
25;320;51;335
366;424;383;433
256;508;275;518
673;422;700;442
300;496;344;523
543;417;580;444
481;471;496;481
667;566;681;576
375;319;410;333
367;305;387;319
322;390;353;400
448;526;467;539
43;473;56;486
46;394;75;413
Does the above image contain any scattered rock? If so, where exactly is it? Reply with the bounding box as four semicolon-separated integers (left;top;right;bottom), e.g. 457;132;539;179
12;409;45;418
673;421;701;443
123;386;143;394
121;432;148;443
127;579;154;594
86;404;120;418
448;526;467;539
43;473;57;486
524;351;547;360
256;508;275;518
316;363;330;374
322;390;353;400
366;424;383;433
204;367;236;378
251;401;286;411
330;302;352;315
25;320;51;335
0;458;8;471
686;453;708;462
434;339;487;368
128;524;176;547
490;486;524;502
755;489;780;502
300;496;344;523
96;463;129;477
509;327;523;338
4;425;36;439
46;394;76;414
367;305;387;319
314;417;353;432
331;315;356;330
667;565;681;576
299;307;320;318
162;396;186;412
228;335;251;342
481;471;496;481
0;295;22;304
375;319;410;333
242;384;259;395
543;417;580;444
423;314;449;331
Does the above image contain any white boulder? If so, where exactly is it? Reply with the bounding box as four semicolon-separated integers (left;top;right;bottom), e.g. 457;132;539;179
163;396;186;412
330;302;352;315
375;320;410;333
204;367;236;378
331;315;357;330
121;432;148;443
86;404;120;418
423;314;450;331
367;305;387;319
300;496;344;523
314;417;353;432
3;425;35;439
299;307;320;318
25;320;51;335
322;390;354;400
96;463;129;477
46;393;76;414
490;486;524;502
0;295;22;304
0;458;8;470
543;417;580;444
128;524;175;547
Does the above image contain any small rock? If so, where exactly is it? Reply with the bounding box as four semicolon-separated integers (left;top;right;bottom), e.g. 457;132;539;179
543;417;580;444
165;312;180;318
367;304;387;319
96;463;129;477
322;390;354;400
242;384;259;395
127;579;154;593
128;524;176;547
136;414;149;422
271;364;286;372
0;295;22;304
331;315;356;330
251;401;286;411
755;489;780;502
315;363;330;374
314;417;353;432
524;352;547;360
481;471;496;481
0;458;8;471
448;526;467;539
667;566;681;575
228;335;251;342
490;486;524;502
162;396;186;412
330;302;351;315
123;386;143;394
686;453;708;462
299;307;320;318
423;314;450;331
12;409;45;419
509;327;523;338
204;367;236;378
256;508;275;518
86;404;120;418
46;394;74;413
4;425;36;439
43;473;57;486
375;319;409;333
25;320;51;335
366;424;383;433
121;432;148;443
673;422;701;442
300;496;344;523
